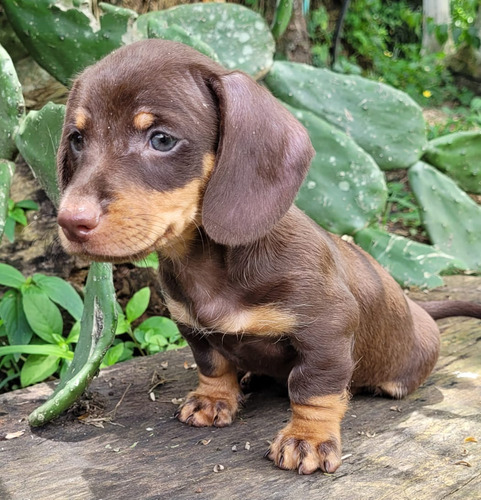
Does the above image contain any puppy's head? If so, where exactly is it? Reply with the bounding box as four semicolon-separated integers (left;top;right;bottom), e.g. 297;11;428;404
57;39;314;261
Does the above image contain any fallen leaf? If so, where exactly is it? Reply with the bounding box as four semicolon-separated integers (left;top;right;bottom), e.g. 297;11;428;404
5;430;25;440
464;436;478;443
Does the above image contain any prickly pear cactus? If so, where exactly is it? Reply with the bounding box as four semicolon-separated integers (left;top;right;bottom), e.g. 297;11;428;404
29;262;117;427
265;61;427;170
0;160;15;239
137;3;275;78
0;43;25;160
423;131;481;194
284;104;387;234
2;0;140;86
145;22;220;63
15;102;65;206
409;161;481;271
354;227;464;289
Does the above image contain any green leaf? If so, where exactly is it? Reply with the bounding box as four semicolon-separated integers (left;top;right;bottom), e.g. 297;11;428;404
0;289;34;345
21;354;60;387
125;287;150;323
0;263;25;288
22;287;63;343
15;199;39;210
115;312;130;335
33;273;84;321
137;316;180;340
133;251;159;270
9;206;27;225
66;321;80;344
0;343;73;359
354;227;464;289
101;342;124;368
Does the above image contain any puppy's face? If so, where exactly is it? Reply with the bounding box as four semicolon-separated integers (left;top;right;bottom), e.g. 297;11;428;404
57;44;219;261
57;40;314;260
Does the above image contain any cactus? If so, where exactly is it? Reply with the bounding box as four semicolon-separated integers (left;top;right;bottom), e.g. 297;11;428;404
409;161;481;271
2;0;140;86
0;160;15;239
264;61;427;170
0;9;28;63
145;22;220;63
0;43;25;160
137;3;275;79
15;102;65;206
423;131;481;194
29;262;117;427
271;0;294;40
354;227;464;289
283;104;387;234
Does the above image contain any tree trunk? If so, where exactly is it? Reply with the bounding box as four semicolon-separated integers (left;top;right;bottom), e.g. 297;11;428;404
422;0;454;55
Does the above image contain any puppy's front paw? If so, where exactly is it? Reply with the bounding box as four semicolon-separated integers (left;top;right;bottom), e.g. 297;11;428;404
176;392;239;427
266;424;342;474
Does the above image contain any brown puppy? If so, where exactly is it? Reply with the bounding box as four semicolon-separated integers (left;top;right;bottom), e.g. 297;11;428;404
57;39;481;474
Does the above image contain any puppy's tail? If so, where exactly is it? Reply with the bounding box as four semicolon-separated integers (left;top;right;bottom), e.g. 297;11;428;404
417;300;481;320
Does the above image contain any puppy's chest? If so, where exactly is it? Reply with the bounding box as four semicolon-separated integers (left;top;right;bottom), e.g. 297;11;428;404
159;261;296;336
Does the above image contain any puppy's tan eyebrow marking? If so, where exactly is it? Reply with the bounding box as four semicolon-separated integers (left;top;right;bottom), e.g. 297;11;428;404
75;109;89;130
133;111;156;131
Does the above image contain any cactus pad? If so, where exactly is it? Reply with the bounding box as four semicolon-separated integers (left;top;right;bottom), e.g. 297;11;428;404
0;43;25;160
284;104;387;235
409;161;481;271
423;131;481;194
137;3;275;78
354;227;464;289
15;102;65;206
265;61;427;170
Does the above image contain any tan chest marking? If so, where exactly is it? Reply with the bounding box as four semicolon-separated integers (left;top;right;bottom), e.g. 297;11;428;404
165;297;296;336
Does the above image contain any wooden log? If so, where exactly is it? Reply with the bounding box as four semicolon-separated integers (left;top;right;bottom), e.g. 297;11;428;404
1;275;480;499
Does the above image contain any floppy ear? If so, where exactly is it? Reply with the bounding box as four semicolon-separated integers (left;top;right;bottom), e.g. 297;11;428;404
202;71;314;246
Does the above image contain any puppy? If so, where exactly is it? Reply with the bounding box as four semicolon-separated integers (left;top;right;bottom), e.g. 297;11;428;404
57;39;481;474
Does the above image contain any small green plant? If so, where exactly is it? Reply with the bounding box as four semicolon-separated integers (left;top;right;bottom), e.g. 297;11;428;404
102;287;185;368
382;181;424;238
3;198;38;242
0;263;83;390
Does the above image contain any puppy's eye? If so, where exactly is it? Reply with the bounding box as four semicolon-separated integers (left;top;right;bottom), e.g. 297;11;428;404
70;132;84;153
150;132;178;152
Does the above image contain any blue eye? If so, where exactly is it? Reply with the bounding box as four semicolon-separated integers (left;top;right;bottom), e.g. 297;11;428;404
70;131;84;153
150;132;178;152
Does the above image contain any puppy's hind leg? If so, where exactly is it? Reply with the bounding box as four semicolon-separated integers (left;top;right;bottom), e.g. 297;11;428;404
376;301;441;399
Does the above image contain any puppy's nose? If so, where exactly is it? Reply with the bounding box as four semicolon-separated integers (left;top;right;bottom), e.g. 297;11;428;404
58;201;101;243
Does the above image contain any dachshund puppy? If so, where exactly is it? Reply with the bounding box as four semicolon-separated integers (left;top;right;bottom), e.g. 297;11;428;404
57;39;481;474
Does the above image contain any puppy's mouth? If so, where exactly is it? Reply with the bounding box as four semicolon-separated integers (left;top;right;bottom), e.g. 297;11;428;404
58;222;184;263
